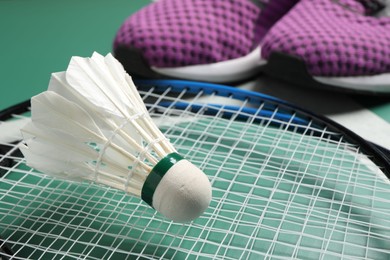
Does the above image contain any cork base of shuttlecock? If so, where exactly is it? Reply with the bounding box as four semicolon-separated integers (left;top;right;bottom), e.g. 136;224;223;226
141;153;212;222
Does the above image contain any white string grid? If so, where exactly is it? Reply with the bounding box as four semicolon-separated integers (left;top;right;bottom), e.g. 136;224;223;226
0;87;389;259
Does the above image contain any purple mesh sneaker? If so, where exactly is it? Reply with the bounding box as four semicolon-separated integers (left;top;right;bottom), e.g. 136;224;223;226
113;0;278;83
113;0;301;83
261;0;390;94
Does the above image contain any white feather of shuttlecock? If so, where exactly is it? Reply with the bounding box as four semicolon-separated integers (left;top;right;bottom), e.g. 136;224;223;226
20;52;176;196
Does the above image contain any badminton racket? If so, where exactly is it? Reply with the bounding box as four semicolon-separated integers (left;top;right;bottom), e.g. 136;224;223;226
0;80;389;259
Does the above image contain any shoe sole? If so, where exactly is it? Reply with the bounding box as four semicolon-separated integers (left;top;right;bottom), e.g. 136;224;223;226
114;46;266;84
262;52;390;95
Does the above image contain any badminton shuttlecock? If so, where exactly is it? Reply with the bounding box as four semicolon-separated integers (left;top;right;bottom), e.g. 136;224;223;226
20;52;212;222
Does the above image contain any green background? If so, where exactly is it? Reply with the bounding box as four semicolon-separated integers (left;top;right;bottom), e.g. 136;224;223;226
0;0;150;110
0;0;389;123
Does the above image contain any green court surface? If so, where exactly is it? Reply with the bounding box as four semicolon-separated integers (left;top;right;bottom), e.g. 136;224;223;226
0;0;150;111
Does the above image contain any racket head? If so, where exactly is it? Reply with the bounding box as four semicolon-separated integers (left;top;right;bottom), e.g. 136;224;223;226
0;80;389;259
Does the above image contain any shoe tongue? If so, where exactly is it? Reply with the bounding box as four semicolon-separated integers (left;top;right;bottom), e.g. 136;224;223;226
336;0;386;15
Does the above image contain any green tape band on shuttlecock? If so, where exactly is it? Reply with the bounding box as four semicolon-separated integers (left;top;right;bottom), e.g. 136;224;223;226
141;152;184;207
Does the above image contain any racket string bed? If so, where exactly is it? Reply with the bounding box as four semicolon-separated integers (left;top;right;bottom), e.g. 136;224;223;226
0;81;390;259
145;85;388;258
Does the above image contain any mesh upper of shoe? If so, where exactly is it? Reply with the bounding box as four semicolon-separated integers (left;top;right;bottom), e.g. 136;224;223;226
256;0;299;39
114;0;262;68
261;0;390;77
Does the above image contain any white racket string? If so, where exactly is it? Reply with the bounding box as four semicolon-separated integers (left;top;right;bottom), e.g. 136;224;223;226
147;85;386;258
0;83;389;259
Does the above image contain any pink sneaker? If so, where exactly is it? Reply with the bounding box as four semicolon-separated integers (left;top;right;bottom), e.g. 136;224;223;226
261;0;390;94
113;0;275;83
